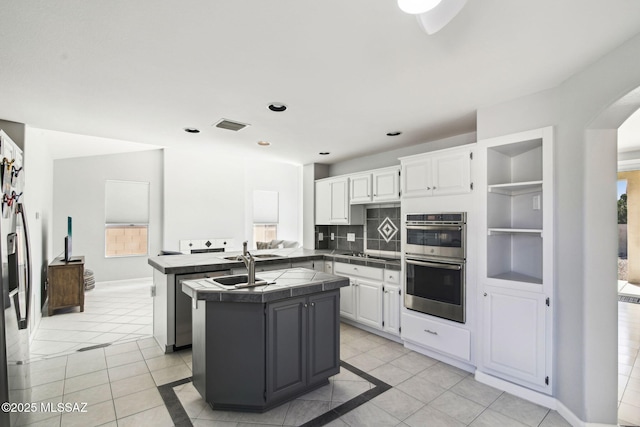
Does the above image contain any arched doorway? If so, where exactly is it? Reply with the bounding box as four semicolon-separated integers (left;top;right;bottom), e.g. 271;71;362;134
587;85;640;425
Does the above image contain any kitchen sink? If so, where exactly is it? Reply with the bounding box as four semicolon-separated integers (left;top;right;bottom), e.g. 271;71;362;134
209;274;268;289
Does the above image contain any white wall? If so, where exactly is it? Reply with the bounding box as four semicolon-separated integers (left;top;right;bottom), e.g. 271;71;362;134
329;132;476;176
53;150;164;281
475;32;640;425
163;143;302;251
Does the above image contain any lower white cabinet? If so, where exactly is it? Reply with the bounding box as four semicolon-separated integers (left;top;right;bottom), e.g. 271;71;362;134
382;283;401;335
334;263;401;336
480;286;549;391
354;278;383;329
401;311;471;362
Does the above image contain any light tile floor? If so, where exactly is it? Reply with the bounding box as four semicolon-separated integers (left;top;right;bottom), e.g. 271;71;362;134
23;279;640;426
20;322;574;427
30;278;153;361
619;298;640;426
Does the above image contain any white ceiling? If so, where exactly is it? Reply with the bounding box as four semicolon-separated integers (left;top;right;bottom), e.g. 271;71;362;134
2;1;640;164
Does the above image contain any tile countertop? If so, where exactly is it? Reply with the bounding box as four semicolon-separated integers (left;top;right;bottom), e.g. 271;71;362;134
181;268;349;303
148;248;401;275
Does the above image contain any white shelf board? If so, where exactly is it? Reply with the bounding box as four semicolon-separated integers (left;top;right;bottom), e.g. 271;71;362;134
489;271;543;285
488;181;543;196
488;228;542;236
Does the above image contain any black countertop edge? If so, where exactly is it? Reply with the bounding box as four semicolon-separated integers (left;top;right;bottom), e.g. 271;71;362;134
150;252;401;275
186;277;349;304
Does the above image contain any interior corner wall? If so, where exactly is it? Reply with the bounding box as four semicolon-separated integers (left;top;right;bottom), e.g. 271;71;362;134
476;31;640;425
0;119;26;151
302;164;329;249
53;150;164;282
163;144;303;253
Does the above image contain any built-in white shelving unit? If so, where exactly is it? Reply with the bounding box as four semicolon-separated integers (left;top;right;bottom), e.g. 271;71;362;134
477;126;554;395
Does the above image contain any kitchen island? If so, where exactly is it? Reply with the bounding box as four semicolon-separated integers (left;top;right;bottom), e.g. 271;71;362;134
148;248;400;352
181;268;349;412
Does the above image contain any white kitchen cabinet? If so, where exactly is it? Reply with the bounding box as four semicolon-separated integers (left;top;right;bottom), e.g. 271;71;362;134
350;167;401;204
339;280;357;320
354;278;383;329
382;269;401;336
315;177;364;225
350;173;372;204
482;286;548;390
334;263;384;328
476;126;553;394
372;167;400;202
401;311;471;361
400;146;472;198
382;283;401;335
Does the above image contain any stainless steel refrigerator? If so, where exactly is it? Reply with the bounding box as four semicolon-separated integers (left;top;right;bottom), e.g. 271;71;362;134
0;130;31;427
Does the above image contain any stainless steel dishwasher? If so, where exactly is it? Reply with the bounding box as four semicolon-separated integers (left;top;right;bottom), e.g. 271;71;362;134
175;270;230;348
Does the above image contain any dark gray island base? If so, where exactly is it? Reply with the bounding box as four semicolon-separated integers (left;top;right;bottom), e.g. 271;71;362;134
182;268;349;412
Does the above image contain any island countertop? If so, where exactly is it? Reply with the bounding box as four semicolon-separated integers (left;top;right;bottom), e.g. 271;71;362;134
181;267;349;303
148;248;401;275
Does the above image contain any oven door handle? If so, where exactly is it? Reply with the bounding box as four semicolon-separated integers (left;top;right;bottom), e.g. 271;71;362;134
406;259;462;270
406;225;462;231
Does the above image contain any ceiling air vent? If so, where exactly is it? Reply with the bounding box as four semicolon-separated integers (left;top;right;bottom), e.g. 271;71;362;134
214;118;250;132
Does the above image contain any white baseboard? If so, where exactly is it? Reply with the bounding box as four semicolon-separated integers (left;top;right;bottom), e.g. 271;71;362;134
474;370;556;409
474;372;618;427
555;400;618;427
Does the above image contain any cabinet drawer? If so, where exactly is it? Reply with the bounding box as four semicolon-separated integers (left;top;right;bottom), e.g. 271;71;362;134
384;270;400;285
401;313;470;361
334;263;383;281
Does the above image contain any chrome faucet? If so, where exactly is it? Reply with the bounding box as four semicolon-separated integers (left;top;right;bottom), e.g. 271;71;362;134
241;241;256;285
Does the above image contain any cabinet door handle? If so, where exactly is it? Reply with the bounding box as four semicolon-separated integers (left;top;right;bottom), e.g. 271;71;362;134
311;302;315;307
426;187;431;190
304;303;308;308
433;186;437;190
484;292;487;297
425;329;438;335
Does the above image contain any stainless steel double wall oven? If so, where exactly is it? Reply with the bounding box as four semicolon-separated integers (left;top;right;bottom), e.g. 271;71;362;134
405;212;466;323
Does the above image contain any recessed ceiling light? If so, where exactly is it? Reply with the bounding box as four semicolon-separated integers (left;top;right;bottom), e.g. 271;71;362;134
319;152;330;156
268;103;287;112
184;127;200;133
386;131;402;136
257;141;271;146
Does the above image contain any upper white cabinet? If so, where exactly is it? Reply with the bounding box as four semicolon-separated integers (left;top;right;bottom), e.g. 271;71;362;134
400;146;473;198
476;126;553;394
315;177;364;225
372;167;401;202
349;166;401;204
350;173;372;204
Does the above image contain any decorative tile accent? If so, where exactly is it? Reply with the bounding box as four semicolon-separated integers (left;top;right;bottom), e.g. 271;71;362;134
377;217;398;243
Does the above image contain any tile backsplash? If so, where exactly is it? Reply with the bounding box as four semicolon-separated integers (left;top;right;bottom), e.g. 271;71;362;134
315;204;401;254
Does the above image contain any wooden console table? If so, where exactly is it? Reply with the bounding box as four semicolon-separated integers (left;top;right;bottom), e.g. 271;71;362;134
47;256;85;315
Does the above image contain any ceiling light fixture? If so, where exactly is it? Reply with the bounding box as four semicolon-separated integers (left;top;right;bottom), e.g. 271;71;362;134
184;127;200;133
397;0;441;15
386;131;402;137
257;141;271;146
399;0;467;35
268;103;287;112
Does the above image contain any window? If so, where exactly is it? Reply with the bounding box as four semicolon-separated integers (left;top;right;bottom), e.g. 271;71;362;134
104;180;150;257
254;224;278;244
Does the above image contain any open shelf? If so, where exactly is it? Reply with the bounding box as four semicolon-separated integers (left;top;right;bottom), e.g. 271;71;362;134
489;271;543;285
488;181;543;196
